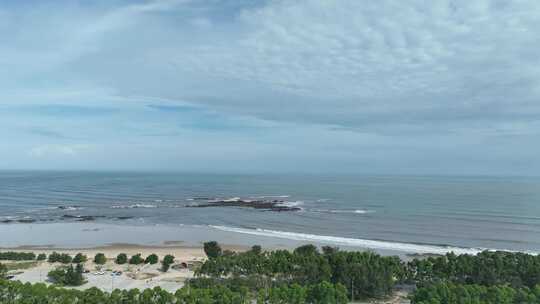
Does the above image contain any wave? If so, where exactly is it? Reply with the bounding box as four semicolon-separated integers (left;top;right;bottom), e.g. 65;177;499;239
111;204;157;209
209;225;489;255
312;209;374;214
224;197;241;202
276;201;304;208
56;205;83;211
255;195;291;199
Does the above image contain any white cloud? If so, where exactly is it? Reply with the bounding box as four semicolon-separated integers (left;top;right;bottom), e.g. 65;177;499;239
1;0;540;173
30;0;534;133
28;144;93;158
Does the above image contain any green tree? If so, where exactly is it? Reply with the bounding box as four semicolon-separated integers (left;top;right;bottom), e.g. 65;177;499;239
94;253;107;265
0;251;36;261
251;245;262;255
73;253;87;264
307;281;348;304
204;241;222;259
145;253;159;264
0;263;7;279
162;254;175;272
116;253;128;264
129;253;144;265
36;253;47;261
48;252;72;264
47;264;85;286
294;244;319;256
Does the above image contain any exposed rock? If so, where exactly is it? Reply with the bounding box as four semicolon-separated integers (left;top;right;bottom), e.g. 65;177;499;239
61;215;104;221
188;199;301;212
17;218;36;223
115;216;134;220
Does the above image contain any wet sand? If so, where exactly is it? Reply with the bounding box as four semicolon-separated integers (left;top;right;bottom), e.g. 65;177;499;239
0;222;415;257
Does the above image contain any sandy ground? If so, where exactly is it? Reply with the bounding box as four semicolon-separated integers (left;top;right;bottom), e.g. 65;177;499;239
6;244;216;292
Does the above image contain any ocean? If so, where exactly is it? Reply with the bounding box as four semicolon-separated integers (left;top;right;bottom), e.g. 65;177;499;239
1;171;540;254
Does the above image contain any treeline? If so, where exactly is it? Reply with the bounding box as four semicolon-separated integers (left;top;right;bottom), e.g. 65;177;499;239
0;251;72;263
412;282;540;304
0;252;36;261
0;250;171;267
0;279;348;304
408;251;540;303
197;244;405;300
407;251;540;288
115;253;174;272
48;252;73;264
3;244;540;303
196;243;540;302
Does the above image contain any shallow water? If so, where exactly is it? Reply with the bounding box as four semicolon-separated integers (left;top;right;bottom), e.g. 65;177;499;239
1;171;539;253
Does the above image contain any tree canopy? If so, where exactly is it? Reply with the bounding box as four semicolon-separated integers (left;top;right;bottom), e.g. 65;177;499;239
204;241;222;259
94;253;107;265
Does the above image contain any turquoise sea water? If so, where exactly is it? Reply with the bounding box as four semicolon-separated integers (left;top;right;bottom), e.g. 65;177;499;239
1;171;539;253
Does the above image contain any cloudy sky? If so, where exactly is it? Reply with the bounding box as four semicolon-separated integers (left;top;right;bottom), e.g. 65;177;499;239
1;0;539;174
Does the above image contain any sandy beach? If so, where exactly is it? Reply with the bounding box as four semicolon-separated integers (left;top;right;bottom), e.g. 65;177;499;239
0;222;472;258
0;223;254;293
0;222;410;293
3;244;219;292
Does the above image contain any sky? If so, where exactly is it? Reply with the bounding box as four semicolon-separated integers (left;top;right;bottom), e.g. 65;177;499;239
1;0;539;175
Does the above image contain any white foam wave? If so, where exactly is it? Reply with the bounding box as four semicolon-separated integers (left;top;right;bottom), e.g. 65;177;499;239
256;195;291;199
223;197;241;202
313;209;374;214
47;205;83;211
209;225;487;255
354;210;371;214
276;201;304;208
59;206;83;211
111;204;157;209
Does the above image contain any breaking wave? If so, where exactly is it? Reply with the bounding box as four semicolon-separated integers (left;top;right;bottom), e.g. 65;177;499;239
111;204;157;209
255;195;291;199
276;201;304;208
209;225;489;255
312;209;374;214
56;205;83;211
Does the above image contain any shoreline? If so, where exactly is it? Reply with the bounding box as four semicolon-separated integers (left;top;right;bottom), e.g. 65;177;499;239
0;222;534;258
2;243;248;253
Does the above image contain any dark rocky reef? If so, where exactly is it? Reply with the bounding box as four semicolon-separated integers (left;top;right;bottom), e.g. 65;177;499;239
61;215;105;222
188;198;301;212
115;216;135;220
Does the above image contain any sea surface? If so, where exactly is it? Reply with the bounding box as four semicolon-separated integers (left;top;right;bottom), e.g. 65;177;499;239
1;171;540;253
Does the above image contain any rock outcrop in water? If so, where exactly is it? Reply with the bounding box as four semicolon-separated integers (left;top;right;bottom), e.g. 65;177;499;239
188;198;301;212
61;215;105;222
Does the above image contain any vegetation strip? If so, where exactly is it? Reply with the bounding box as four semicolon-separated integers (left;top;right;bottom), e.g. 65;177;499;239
0;244;539;303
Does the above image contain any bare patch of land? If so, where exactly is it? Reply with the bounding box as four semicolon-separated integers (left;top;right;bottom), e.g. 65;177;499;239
4;244;210;292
